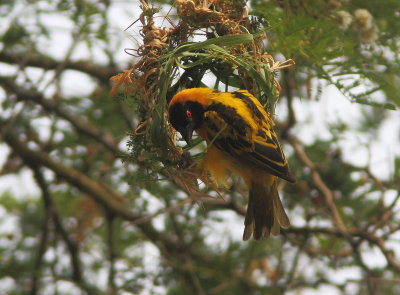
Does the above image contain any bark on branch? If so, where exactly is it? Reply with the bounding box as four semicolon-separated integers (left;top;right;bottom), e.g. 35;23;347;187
1;121;136;220
0;51;118;83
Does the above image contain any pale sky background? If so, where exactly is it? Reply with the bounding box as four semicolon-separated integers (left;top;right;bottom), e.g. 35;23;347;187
0;1;399;294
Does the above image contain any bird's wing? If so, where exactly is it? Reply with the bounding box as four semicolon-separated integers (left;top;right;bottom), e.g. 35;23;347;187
203;101;295;183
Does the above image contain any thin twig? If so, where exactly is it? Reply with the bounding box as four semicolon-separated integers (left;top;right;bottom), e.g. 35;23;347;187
29;166;51;295
131;198;193;225
107;213;117;294
292;140;349;237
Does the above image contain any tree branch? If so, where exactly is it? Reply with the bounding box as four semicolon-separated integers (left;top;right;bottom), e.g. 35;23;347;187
0;51;118;83
30;166;51;295
106;213;117;294
1;120;135;220
0;77;122;155
29;165;98;294
0;118;189;261
280;68;296;139
291;139;349;237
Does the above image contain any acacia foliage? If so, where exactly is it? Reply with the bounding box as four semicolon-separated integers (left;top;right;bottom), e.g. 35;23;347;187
0;0;399;294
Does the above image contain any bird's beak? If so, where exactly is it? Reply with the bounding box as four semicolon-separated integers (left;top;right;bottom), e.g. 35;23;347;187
178;122;195;146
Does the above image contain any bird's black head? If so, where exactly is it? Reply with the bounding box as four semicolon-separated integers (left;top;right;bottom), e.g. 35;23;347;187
168;101;205;145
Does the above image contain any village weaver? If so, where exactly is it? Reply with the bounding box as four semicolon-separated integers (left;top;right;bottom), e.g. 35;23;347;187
168;88;295;240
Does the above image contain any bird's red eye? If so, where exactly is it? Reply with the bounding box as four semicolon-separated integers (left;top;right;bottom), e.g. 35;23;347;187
186;110;192;118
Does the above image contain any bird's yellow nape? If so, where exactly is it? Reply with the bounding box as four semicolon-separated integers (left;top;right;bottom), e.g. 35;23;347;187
169;88;217;108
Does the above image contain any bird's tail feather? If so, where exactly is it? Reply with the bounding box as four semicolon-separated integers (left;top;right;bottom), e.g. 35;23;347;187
243;179;290;241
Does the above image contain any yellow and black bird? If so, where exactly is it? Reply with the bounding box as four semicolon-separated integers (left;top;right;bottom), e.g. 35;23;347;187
168;88;295;240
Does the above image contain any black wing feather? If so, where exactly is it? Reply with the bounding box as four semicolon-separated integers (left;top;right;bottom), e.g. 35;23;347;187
203;103;295;183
